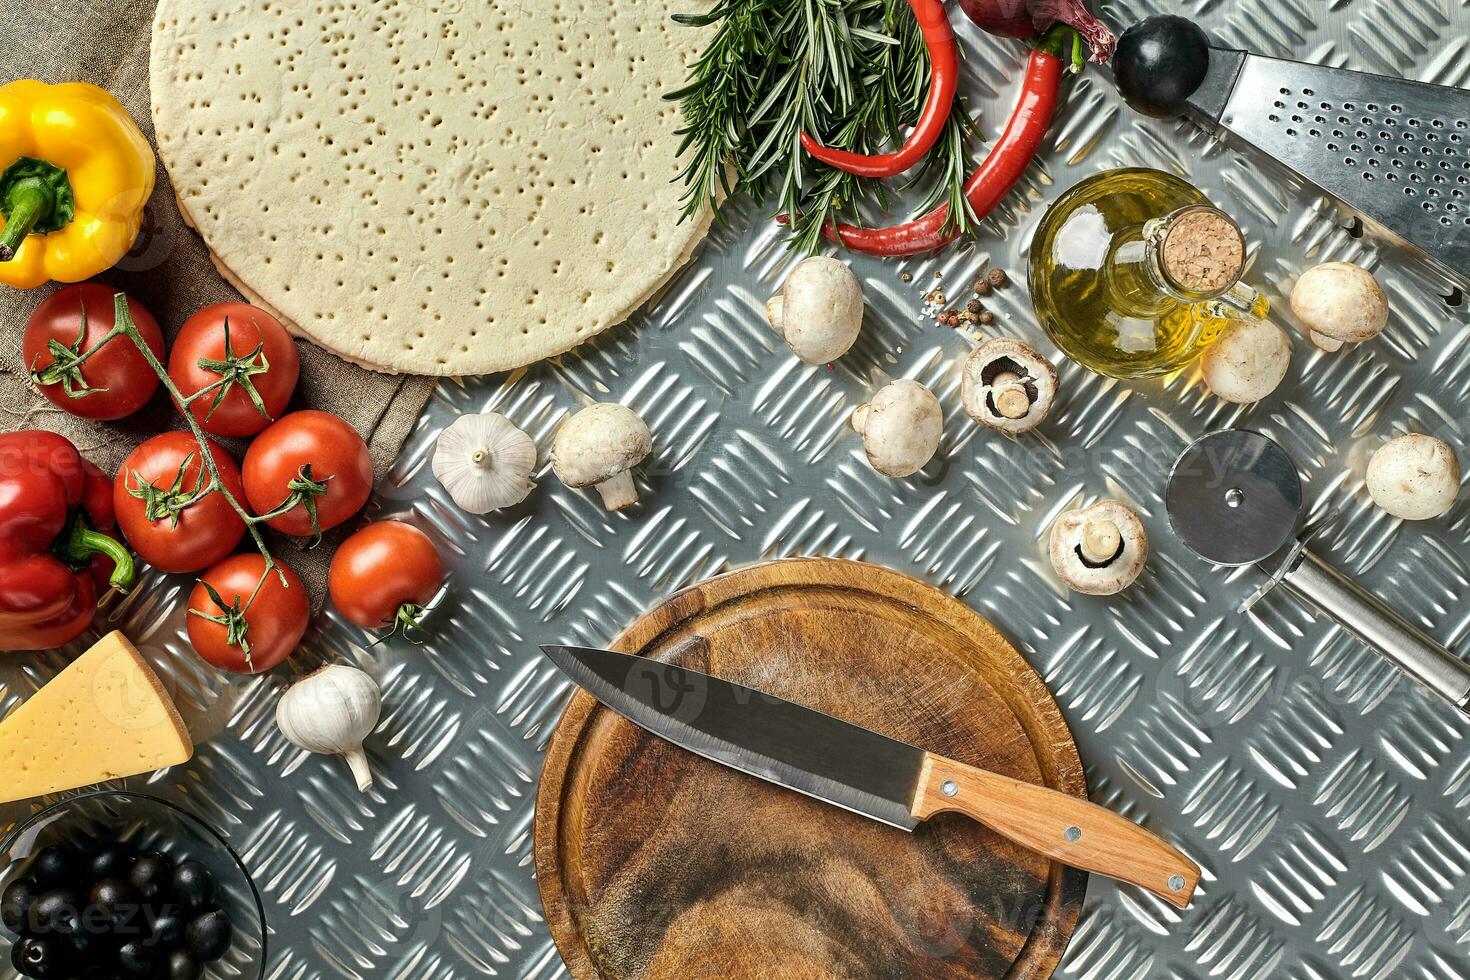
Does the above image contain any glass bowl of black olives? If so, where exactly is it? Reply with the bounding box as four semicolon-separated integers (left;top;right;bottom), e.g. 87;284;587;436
0;791;265;979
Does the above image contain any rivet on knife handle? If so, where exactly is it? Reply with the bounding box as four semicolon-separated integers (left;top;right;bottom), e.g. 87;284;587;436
912;753;1201;908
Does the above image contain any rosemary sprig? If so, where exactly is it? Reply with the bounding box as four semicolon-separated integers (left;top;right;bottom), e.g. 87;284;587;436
669;0;979;252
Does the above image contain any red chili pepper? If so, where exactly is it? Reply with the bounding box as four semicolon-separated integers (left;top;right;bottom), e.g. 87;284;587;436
821;27;1081;256
799;0;959;178
0;430;135;652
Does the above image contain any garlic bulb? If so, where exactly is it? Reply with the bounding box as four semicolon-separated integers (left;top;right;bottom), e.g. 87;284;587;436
276;665;382;792
432;412;537;513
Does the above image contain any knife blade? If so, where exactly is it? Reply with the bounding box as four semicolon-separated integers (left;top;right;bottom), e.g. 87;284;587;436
542;644;1200;908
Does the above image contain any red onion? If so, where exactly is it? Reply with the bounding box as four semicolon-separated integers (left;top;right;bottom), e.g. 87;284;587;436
956;0;1116;63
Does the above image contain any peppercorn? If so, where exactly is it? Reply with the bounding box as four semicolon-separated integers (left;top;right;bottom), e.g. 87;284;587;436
973;279;991;297
987;268;1008;287
966;299;983;314
900;272;913;283
978;311;994;325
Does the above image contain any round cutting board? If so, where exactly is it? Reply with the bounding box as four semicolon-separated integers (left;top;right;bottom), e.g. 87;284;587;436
536;558;1088;979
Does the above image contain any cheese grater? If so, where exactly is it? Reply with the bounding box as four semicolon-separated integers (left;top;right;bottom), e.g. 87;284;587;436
1184;46;1470;279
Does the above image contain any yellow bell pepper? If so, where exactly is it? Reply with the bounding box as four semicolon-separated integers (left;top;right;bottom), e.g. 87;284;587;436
0;80;155;289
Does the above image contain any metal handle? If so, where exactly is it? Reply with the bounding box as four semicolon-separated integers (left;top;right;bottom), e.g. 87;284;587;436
1281;549;1470;713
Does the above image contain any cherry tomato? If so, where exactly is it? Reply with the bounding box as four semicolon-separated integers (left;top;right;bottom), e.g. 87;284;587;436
168;303;299;437
329;521;446;634
114;432;249;574
186;554;308;674
242;411;372;537
23;284;165;421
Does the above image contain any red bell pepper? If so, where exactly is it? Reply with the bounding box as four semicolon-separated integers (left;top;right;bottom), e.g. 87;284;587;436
0;430;134;652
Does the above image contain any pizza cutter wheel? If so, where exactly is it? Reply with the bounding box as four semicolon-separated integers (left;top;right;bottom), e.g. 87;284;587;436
1168;430;1470;713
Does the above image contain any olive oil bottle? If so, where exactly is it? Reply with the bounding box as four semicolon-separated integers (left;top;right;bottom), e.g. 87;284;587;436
1029;168;1268;379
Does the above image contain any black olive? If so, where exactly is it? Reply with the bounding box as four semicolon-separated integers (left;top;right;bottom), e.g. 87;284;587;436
145;911;185;949
87;842;137;884
126;855;173;905
10;935;67;978
1113;15;1213;119
117;940;160;978
184;908;232;962
88;878;143;935
31;848;78;891
30;891;83;937
169;862;215;915
2;877;39;934
165;949;202;980
69;926;110;967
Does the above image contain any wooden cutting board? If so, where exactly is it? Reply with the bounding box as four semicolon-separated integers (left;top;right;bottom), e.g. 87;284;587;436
535;558;1088;979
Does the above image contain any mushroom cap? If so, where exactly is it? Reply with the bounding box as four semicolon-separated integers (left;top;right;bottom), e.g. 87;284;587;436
1366;433;1460;520
1289;262;1388;344
551;403;652;489
961;338;1057;434
432;412;537;513
1049;499;1148;596
852;379;942;477
1200;317;1292;404
768;256;864;364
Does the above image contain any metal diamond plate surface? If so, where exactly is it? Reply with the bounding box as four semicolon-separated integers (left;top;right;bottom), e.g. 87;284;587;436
5;1;1470;977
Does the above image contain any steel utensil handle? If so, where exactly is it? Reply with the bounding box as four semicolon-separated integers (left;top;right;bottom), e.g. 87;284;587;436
913;755;1201;908
1282;550;1470;713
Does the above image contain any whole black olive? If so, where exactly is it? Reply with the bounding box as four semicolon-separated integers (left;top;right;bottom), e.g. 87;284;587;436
184;908;232;962
31;848;78;891
145;911;185;949
89;878;143;935
2;877;39;933
10;935;67;978
117;940;159;978
169;862;215;915
87;842;137;884
29;890;83;937
126;855;173;905
1113;15;1213;119
165;948;202;980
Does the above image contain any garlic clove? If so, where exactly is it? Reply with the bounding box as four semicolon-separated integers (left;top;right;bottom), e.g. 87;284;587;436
276;664;383;793
432;412;537;514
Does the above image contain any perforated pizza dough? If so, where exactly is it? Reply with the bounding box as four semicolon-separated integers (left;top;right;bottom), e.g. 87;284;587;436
150;0;712;376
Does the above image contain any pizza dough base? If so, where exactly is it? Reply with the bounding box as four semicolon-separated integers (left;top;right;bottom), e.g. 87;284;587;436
151;0;712;376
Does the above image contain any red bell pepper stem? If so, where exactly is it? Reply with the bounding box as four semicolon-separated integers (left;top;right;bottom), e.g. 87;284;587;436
58;515;135;593
820;27;1082;256
799;0;958;177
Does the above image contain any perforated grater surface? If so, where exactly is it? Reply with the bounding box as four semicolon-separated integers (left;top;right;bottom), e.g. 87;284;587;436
1187;47;1470;279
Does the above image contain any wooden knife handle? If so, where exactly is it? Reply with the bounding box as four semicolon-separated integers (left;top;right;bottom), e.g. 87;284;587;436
912;753;1200;908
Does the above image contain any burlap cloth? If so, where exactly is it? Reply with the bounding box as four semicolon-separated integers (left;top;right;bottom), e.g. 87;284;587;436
0;1;436;608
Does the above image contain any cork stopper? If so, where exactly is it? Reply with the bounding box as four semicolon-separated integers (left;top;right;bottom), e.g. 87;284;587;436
1159;208;1245;294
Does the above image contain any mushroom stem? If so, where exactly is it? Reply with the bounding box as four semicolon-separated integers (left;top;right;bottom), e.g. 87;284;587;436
766;295;785;333
851;403;871;434
593;470;638;511
991;371;1030;420
1080;520;1121;565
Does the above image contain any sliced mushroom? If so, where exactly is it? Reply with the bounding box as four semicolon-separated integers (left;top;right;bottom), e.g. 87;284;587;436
961;338;1057;434
766;256;864;364
1049;500;1148;596
551;403;652;511
1289;261;1388;352
1366;433;1460;520
1200;317;1292;404
850;379;942;477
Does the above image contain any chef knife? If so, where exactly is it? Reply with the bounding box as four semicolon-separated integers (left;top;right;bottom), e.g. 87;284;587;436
541;644;1200;908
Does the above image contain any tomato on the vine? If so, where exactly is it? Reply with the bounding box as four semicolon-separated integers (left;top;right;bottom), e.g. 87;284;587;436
329;521;446;636
113;432;249;574
24;284;165;421
168;302;299;437
186;553;308;674
242;410;372;538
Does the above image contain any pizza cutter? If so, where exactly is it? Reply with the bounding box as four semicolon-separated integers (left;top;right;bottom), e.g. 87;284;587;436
1167;430;1470;713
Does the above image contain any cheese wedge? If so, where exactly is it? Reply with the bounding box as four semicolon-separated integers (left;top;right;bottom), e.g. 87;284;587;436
0;631;193;803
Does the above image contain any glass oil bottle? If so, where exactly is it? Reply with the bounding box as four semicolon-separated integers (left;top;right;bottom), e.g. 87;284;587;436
1028;168;1269;379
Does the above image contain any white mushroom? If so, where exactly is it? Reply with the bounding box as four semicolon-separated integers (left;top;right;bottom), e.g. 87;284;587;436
432;413;537;513
551;403;652;511
1290;261;1388;352
1200;317;1292;404
850;379;942;478
1049;500;1148;596
765;256;864;364
1366;433;1460;520
961;338;1057;434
